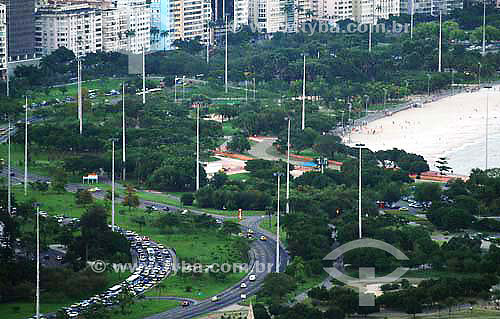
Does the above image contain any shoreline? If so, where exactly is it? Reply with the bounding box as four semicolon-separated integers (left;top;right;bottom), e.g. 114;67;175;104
347;85;500;176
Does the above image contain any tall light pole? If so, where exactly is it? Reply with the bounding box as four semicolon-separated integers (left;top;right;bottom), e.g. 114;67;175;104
245;80;248;102
5;24;9;97
196;103;200;191
36;205;40;319
253;78;256;100
24;96;28;196
383;88;388;107
142;46;146;104
364;95;369;117
273;172;283;272
206;19;210;64
112;140;115;232
182;75;186;100
301;54;306;130
286;117;291;215
438;9;442;72
174;75;177;102
427;74;431;96
122;83;126;180
484;85;492;170
224;14;228;94
482;0;486;56
478;62;481;89
410;0;414;40
77;57;82;135
355;143;365;239
8;118;11;215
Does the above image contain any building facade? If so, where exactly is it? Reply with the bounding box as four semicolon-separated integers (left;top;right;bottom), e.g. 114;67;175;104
234;0;249;31
171;0;211;44
249;0;287;33
114;0;150;53
150;0;173;51
353;0;399;24
400;0;463;15
35;3;103;56
0;3;6;76
1;0;36;61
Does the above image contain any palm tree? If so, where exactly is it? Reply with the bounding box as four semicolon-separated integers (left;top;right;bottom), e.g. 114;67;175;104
126;30;136;52
150;27;160;45
160;30;169;52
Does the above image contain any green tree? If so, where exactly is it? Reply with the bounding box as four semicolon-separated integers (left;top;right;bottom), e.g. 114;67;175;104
227;134;251;153
122;185;140;211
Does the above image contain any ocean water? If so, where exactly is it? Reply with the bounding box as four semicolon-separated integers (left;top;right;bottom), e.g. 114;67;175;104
446;130;500;175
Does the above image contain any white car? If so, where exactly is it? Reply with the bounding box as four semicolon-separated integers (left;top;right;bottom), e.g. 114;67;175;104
240;293;247;300
211;296;218;302
249;274;256;281
240;282;247;288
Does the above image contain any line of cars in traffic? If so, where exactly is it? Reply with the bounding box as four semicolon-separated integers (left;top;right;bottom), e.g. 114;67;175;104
37;226;174;319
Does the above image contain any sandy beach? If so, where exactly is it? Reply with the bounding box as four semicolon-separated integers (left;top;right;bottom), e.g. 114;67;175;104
348;86;500;175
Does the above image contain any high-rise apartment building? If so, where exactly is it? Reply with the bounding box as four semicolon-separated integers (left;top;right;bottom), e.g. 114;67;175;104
34;3;103;56
150;0;173;51
353;0;399;24
400;0;463;15
171;0;211;44
317;0;353;22
1;0;36;61
0;3;7;77
234;0;249;31
249;0;287;33
114;0;151;53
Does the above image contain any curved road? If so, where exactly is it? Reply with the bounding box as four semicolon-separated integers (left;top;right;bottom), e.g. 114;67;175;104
4;165;289;319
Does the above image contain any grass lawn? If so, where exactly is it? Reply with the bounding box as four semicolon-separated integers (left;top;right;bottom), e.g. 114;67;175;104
288;275;328;302
0;301;70;319
227;173;250;182
259;216;287;242
108;299;179;319
145;272;247;300
222;122;239;136
0;144;56;177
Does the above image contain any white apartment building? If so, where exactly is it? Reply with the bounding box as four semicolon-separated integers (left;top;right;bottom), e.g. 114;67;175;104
34;3;103;56
400;0;462;16
249;0;287;33
317;0;353;22
234;0;250;31
0;3;6;76
114;0;151;53
353;0;399;24
171;0;211;44
101;7;126;52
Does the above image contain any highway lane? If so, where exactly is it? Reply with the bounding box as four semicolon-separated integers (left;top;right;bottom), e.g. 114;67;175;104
12;169;288;318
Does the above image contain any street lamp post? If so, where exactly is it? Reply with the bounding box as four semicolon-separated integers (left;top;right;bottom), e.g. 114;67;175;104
484;85;492;170
182;75;186;100
427;74;431;97
286;117;290;215
196;103;200;191
482;0;486;56
273;172;284;272
122;83;126;180
364;95;369;117
478;63;481;89
438;9;442;72
112;140;115;232
8;118;11;215
355;143;365;239
142;46;146;105
225;15;228;94
383;88;388;107
301;55;306;130
410;0;414;39
174;75;177;102
77;57;82;135
36;204;40;319
24;96;28;196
